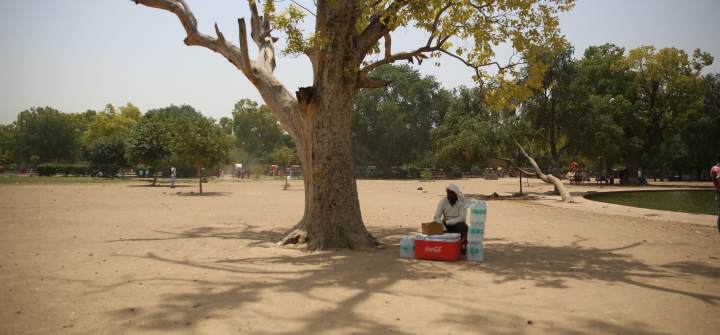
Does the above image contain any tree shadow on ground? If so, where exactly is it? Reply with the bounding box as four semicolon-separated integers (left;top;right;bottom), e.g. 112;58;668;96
90;225;720;334
175;191;233;197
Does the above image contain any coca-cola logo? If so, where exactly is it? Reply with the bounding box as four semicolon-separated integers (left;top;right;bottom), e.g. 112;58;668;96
425;246;442;253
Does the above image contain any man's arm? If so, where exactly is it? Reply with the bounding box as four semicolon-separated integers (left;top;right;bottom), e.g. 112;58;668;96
445;207;467;225
433;201;444;223
713;170;719;192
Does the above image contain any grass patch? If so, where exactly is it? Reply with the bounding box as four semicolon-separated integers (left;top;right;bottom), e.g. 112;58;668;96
0;176;145;184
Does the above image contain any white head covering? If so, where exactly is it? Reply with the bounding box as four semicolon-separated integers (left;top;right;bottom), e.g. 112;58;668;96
445;183;469;209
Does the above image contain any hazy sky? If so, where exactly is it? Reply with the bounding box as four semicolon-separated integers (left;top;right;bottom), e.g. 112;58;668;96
1;0;718;125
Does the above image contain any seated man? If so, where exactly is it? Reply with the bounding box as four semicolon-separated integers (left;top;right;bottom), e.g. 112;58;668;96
433;183;469;239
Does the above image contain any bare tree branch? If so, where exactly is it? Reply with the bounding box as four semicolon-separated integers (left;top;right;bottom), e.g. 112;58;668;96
426;2;453;48
512;141;574;202
498;157;538;178
360;46;440;77
237;18;257;84
129;0;302;141
356;0;410;56
290;0;316;17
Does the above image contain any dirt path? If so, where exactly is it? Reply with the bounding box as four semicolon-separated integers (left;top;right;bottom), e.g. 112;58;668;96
1;177;718;334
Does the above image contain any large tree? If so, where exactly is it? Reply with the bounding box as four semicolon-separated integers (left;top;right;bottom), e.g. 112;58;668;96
127;0;574;250
432;86;519;167
582;45;713;183
171;116;235;194
88;133;130;177
520;45;581;178
19;107;80;164
0;124;17;165
352;64;450;174
676;73;720;171
83;103;138;146
230;99;291;161
125;116;175;185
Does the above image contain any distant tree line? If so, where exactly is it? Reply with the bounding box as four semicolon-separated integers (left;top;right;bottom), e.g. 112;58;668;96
1;44;717;184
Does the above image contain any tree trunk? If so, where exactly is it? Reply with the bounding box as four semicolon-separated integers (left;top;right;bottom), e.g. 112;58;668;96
277;80;384;251
382;161;392;176
499;142;574;202
196;163;202;194
132;0;388;251
152;164;161;186
624;157;642;184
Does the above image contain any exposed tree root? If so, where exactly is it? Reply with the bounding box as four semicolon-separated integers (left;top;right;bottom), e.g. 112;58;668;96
277;220;386;252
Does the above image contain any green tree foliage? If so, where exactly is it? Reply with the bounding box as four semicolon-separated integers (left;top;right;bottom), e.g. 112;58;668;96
20;107;80;163
519;45;583;176
125;115;177;185
118;102;142;121
83;103;138;146
88;133;130;171
352;64;450;174
0;124;16;165
676;73;720;170
581;44;713;182
219;117;233;135
270;146;300;171
231;99;291;160
171;116;235;194
127;104;205;185
145;104;203;120
432;86;521;167
270;146;300;188
0;149;12;167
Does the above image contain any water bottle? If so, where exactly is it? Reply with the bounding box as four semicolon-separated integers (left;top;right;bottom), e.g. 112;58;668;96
400;237;415;259
469;201;480;223
478;201;487;223
468;222;477;242
467;242;484;262
476;222;485;243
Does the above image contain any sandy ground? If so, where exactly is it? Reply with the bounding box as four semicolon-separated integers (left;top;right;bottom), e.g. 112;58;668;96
1;176;719;335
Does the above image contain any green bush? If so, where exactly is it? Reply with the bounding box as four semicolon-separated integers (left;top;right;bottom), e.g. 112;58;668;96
55;164;69;176
420;169;432;181
68;165;88;176
37;164;57;177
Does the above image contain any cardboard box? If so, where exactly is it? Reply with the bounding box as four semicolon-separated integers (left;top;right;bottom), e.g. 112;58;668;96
415;238;463;262
422;222;444;235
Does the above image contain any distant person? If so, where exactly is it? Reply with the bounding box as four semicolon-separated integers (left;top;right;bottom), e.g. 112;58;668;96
433;183;469;240
237;169;241;179
241;168;246;179
247;169;251;179
711;153;720;234
170;164;177;188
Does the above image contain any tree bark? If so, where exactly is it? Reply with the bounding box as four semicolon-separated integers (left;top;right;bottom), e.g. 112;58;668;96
625;158;641;184
152;164;161;186
499;142;574;202
131;0;452;250
196;163;202;194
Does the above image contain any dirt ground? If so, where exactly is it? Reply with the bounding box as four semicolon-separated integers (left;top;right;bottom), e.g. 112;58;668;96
1;176;719;335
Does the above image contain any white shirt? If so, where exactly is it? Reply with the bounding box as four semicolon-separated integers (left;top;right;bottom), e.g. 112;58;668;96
433;198;467;226
171;167;176;177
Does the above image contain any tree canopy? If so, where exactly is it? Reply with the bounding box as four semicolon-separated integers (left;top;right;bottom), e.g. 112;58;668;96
352;64;450;174
231;99;292;161
171;115;235;193
83;103;138;146
20;107;80;164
